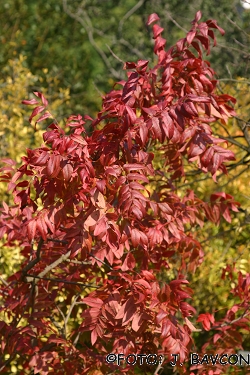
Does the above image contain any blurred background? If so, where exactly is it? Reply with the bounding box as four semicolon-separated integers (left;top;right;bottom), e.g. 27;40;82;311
0;0;249;116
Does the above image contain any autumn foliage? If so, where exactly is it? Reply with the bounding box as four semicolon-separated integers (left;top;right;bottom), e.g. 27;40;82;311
0;11;249;375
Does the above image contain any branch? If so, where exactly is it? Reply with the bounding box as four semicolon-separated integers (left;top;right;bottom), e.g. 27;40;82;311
211;307;250;331
219;78;250;84
41;250;71;276
225;15;250;38
90;253;113;270
64;294;80;336
154;356;165;375
219;166;249;188
0;275;9;287
21;238;43;280
165;10;188;33
119;38;145;59
235;116;250;148
216;135;250;152
47;237;68;244
105;44;125;64
25;274;100;288
62;0;121;79
118;0;145;35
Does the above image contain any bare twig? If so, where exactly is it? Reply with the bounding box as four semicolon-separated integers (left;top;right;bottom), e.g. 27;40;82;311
218;78;250;84
62;0;121;79
219;166;249;188
47;237;68;244
154;356;165;375
25;274;100;288
118;0;145;34
0;275;9;287
65;294;80;336
165;10;188;33
21;238;43;280
106;44;125;64
225;15;250;38
215;135;250;153
90;253;113;270
119;38;145;59
212;307;250;330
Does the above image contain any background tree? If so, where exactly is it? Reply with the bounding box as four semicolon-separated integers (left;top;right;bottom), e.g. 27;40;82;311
1;0;249;115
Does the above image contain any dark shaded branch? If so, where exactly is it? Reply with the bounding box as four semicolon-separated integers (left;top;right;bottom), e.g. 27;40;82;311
24;274;100;288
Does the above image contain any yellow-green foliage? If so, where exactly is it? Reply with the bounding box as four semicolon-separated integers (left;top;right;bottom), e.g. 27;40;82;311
190;79;250;319
0;55;70;163
0;55;70;279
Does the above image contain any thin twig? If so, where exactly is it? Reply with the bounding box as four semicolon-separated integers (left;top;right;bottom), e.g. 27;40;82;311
90;253;113;270
62;0;121;79
215;135;250;153
118;0;145;34
21;238;43;280
0;275;9;287
225;15;250;38
219;166;249;188
120;38;145;59
212;308;250;330
154;356;165;375
25;274;100;288
106;44;125;64
165;10;188;33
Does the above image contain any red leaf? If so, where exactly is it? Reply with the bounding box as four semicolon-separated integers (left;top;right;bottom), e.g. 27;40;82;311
34;151;49;166
132;190;148;202
185;317;201;332
162;112;174;139
62;163;73;182
82;297;103;308
126;106;137;124
33;92;48;106
158;202;173;214
29;106;45;123
186;30;196;45
139;123;148;146
197;313;214;331
22;99;39;105
193;10;202;23
151;117;162;141
156;310;168;324
94;216;107;237
84;210;101;230
131;312;143;332
131;228;141;247
36;215;47;240
27;220;37;241
134;279;151;289
117;297;137;325
147;13;160;25
121;253;136;271
124;164;145;172
153;24;164;39
36;111;52;124
127;173;149;183
201;147;214;167
71;134;86;145
47;154;61;178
